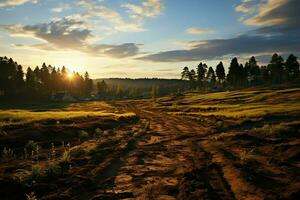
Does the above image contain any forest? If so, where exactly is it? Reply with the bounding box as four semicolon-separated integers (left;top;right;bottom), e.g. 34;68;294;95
0;56;188;102
181;53;300;89
1;53;299;103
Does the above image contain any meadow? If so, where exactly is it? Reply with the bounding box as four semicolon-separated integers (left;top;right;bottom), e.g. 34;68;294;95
0;87;299;200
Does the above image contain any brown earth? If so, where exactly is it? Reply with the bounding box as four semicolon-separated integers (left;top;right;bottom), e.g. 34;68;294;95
0;98;299;200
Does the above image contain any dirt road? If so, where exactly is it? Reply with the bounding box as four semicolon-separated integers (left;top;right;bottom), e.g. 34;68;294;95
88;103;236;200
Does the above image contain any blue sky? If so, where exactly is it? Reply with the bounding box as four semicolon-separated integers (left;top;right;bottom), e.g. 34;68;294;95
0;0;299;78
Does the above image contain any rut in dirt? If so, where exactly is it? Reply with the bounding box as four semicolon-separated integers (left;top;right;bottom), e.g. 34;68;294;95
88;103;237;200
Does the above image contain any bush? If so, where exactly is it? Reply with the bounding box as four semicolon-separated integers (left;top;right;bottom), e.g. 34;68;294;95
31;164;42;180
259;123;291;137
61;150;71;163
26;192;38;200
0;129;7;136
25;140;38;152
216;121;225;131
1;147;14;161
45;161;60;178
79;130;89;139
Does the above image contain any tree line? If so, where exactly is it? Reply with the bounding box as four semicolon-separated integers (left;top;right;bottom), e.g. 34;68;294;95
0;56;93;101
0;56;188;102
95;78;188;100
181;53;300;89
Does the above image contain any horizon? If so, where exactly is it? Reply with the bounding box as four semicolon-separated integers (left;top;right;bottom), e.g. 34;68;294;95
0;0;300;79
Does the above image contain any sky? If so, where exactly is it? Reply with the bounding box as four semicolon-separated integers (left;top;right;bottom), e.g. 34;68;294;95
0;0;299;78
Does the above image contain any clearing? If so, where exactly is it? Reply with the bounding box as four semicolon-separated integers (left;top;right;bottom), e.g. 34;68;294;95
0;88;299;200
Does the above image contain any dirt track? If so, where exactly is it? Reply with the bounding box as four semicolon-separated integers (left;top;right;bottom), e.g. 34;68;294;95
2;99;298;200
85;103;237;200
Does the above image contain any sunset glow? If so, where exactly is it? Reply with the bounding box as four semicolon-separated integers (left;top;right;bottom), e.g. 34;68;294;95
0;0;299;78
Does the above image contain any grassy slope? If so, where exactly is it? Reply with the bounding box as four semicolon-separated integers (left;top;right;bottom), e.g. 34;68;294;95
154;88;300;199
159;88;300;119
0;88;299;200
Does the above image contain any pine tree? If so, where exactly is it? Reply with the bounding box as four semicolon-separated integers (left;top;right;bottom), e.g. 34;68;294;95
16;65;25;94
181;66;190;80
207;67;216;87
285;54;299;81
196;62;207;88
227;57;240;87
268;53;284;84
216;62;225;87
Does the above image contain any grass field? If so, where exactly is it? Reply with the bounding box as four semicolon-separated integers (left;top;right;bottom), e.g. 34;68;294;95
0;102;135;127
0;88;299;200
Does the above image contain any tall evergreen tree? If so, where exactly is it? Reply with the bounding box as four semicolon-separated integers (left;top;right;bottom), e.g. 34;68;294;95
216;62;225;86
181;66;190;80
97;80;107;95
247;56;260;85
268;53;284;84
206;67;216;87
285;54;299;80
227;57;240;86
84;72;93;96
16;65;25;94
189;69;197;89
196;62;207;88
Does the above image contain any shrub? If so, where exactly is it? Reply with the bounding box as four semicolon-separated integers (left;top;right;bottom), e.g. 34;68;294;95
144;120;150;131
25;140;38;153
45;161;60;177
31;164;42;180
61;150;71;163
13;169;31;183
0;129;7;136
50;143;56;160
94;128;103;137
215;121;225;131
1;147;14;161
259;123;291;137
79;130;89;139
239;149;254;164
26;192;38;200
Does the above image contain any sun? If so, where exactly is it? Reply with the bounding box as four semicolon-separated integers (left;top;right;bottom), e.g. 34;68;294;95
67;73;74;80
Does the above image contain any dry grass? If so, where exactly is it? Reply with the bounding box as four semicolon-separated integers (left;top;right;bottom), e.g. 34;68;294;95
162;88;300;119
0;101;135;127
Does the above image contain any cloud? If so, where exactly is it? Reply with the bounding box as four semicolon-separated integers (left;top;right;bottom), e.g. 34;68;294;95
50;4;70;13
138;34;300;62
77;0;164;32
0;0;37;8
237;0;300;33
2;17;141;58
235;0;262;14
122;0;164;18
138;0;300;62
84;4;146;32
186;27;213;35
91;43;141;58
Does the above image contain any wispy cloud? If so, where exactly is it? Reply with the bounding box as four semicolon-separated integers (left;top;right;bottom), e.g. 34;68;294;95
186;27;213;35
77;0;164;32
236;0;299;33
50;3;70;13
138;34;300;62
122;0;164;18
1;17;141;58
235;0;262;14
138;0;300;62
0;0;38;8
